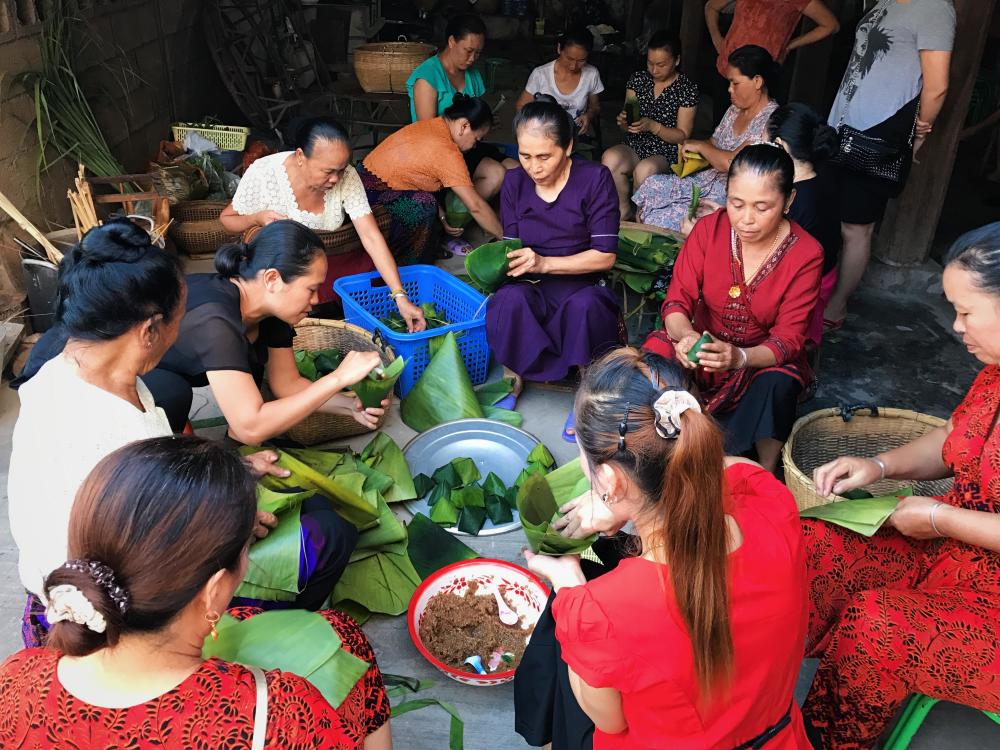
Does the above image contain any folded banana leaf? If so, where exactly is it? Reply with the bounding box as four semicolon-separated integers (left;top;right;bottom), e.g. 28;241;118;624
236;495;305;602
407;512;480;579
430;497;460;525
414;473;435;497
527;443;555;469
295;348;344;382
203;610;369;709
355;496;408;551
544;457;592;505
352;357;406;408
482;406;524;426
799;488;912;537
483;472;507;498
401;332;485;432
451;485;485;508
518;473;597;555
451;457;481;486
444;190;472;228
359;432;417;503
670;151;709;177
486;493;513;525
475;378;515;407
331;547;421;616
241;447;379;529
465;239;523;293
285;447;347;476
457;506;488;535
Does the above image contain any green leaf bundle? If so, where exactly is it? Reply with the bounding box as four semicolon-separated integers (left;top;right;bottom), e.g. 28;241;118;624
203;611;369;709
465;239;523;293
799;489;912;537
352;356;406;408
359;432;417;503
401;333;484;432
406;513;480;579
517;473;597;555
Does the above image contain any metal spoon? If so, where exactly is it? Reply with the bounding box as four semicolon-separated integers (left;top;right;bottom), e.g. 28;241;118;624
489;584;519;625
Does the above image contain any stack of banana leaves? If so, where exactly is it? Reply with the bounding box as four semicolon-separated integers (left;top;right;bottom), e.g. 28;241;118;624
237;434;423;621
614;227;681;296
382;302;451;333
295;350;405;408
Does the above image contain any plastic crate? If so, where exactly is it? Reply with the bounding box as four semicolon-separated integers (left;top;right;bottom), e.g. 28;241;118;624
171;122;250;151
334;265;491;396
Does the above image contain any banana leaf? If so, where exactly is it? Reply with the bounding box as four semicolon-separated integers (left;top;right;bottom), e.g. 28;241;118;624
527;443;555;469
622;272;656;294
295;350;319;381
359;432;417;503
407;513;480;579
241;447;380;530
486;493;513;525
517;473;598;555
295;348;344;381
356;462;395;495
450;457;481;486
203;611;369;709
430;497;460;526
432;462;462;489
475;378;515;407
457;505;487;535
356;496;408;551
451;485;485;508
465;239;523;293
427;483;451;507
670;151;709;177
444;190;472;228
619;228;652;248
800;489;912;537
235;499;304;602
687;331;714;363
401;332;485;432
482;405;524;426
331;547;421;616
352;357;406;409
285;447;347;476
483;472;507;498
544;457;592;505
688;183;702;220
842;488;874;500
414;473;435;497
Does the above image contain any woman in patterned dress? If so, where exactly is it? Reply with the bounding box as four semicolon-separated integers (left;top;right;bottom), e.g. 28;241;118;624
0;436;391;749
633;44;778;232
642;145;822;473
601;30;699;219
220;117;425;329
803;221;1000;749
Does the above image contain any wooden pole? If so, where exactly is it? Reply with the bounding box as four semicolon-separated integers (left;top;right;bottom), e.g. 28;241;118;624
874;0;997;266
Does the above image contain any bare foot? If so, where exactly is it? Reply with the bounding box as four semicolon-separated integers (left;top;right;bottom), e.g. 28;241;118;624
503;367;524;398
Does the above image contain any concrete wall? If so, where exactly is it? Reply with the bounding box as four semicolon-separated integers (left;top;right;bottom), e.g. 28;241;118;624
0;0;239;309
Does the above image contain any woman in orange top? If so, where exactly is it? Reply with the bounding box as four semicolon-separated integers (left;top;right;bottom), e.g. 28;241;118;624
359;94;503;264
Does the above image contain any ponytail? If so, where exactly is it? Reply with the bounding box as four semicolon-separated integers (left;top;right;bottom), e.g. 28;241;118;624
648;408;732;695
575;347;734;699
214;219;323;282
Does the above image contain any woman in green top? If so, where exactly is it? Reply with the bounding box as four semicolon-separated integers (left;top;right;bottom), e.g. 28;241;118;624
406;13;515;227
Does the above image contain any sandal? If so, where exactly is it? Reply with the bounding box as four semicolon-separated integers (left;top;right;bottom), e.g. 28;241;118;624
447;238;474;256
823;317;845;333
494;393;517;411
562;409;576;443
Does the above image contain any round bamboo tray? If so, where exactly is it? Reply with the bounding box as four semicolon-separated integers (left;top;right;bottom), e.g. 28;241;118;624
169;219;240;260
171;200;229;224
783;406;953;511
242;206;393;257
353;42;435;93
282;319;395;445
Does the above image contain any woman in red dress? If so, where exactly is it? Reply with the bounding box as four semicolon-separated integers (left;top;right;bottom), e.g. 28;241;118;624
803;222;1000;748
0;436;391;749
643;144;823;472
524;347;811;749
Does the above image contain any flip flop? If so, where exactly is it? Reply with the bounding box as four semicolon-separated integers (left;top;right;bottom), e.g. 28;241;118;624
562;409;576;443
494;393;517;411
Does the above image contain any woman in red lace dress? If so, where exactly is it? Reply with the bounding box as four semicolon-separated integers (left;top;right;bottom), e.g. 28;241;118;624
803;222;1000;749
0;436;391;749
643;144;822;472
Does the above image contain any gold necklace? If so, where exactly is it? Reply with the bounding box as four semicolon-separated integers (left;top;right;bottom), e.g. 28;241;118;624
728;222;786;299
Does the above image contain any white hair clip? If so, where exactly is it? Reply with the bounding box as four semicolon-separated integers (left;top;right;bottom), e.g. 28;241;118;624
46;584;108;634
652;390;702;439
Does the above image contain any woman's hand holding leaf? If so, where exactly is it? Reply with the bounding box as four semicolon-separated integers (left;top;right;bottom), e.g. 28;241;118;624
507;247;546;278
887;495;945;539
696;340;740;372
813;456;883;496
397;297;427;333
674;332;701;370
554;491;622;539
331;350;383;387
348;394;389;429
523;550;586;592
243;450;291;479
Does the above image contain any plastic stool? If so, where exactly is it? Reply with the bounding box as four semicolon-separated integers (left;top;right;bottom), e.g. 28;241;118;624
882;695;1000;750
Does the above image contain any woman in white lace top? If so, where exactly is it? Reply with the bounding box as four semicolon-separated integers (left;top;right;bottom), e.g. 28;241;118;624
221;118;426;331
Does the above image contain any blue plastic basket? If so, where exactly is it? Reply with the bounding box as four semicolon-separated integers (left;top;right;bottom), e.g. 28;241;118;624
334;265;491;397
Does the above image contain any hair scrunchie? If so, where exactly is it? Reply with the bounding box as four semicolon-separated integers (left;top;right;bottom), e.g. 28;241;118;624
651;389;702;439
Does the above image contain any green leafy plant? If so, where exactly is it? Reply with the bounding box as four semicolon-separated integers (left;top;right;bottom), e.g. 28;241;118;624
465;239;523;293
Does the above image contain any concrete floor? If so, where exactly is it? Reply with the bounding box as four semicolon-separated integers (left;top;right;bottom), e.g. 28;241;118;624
0;275;997;748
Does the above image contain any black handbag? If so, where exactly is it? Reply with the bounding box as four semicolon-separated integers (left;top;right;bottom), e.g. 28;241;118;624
831;114;917;185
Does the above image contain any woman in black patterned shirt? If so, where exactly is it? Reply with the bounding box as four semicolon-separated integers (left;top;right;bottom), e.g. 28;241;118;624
602;30;700;219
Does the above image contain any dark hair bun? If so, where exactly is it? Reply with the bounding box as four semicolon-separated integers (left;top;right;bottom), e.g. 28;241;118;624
810;123;840;163
214;220;323;283
44;564;125;656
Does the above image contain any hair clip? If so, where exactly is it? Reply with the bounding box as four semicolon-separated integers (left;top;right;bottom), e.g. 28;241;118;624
618;402;631;452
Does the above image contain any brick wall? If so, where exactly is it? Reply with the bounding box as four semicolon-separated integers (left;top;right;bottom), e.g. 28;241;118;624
0;0;240;307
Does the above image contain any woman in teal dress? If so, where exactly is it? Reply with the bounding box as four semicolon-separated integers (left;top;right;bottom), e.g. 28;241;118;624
407;13;516;225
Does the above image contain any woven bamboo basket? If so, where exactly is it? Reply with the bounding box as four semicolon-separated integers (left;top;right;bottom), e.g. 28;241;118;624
782;406;953;511
353;42;435;93
242;206;393;256
171;200;229;224
169;219;240;260
281;319;395;445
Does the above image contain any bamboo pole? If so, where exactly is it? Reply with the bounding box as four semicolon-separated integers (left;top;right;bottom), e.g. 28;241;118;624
0;189;63;265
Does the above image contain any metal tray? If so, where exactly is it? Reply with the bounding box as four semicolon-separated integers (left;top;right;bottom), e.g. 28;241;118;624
402;418;543;536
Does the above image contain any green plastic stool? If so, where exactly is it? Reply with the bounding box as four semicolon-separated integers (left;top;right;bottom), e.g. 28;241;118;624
882;695;1000;749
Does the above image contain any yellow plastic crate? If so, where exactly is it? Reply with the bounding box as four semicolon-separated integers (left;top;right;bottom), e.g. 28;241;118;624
171;122;250;151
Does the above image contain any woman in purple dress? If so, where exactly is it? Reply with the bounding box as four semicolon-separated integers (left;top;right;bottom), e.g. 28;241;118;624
486;97;621;439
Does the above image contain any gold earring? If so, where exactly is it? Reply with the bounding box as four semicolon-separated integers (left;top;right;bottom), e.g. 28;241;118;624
206;610;220;641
